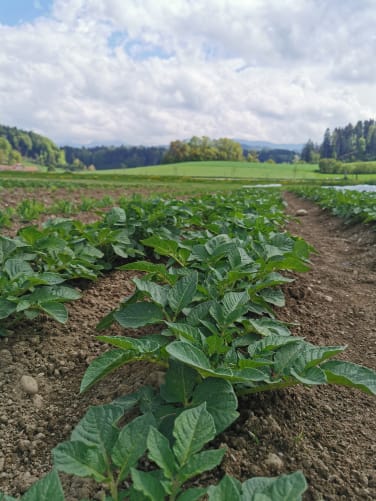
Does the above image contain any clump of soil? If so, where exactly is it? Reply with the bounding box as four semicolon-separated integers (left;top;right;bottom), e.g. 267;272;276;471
0;190;375;500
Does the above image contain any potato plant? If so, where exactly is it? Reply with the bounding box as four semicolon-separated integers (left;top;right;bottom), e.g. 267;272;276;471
292;186;376;223
1;188;375;500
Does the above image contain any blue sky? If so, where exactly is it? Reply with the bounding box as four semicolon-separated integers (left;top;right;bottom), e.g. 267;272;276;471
0;0;52;25
0;0;375;146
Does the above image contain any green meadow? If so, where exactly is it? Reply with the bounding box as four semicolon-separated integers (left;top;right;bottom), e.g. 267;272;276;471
89;161;321;179
85;161;376;182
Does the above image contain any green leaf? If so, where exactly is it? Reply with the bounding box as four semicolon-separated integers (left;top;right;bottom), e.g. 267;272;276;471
98;334;168;354
105;207;126;225
21;469;64;501
248;319;292;338
301;345;346;369
25;285;81;303
71;405;123;456
186;300;215;326
168;271;198;316
112;414;155;481
141;236;179;258
0;235;25;263
322;360;376;395
259;288;285;307
178;449;225;483
96;310;115;331
207;475;242;501
166;322;205;346
290;367;327;385
173;403;216;466
0;299;17;319
242;471;308;500
274;343;304;375
160;359;197;404
39;302;68;323
269;256;310;273
36;273;66;285
176;487;207;501
131;469;166;501
247;335;301;357
53;441;107;482
133;278;168;307
166;341;211;370
222;292;249;318
119;261;172;282
80;349;133;393
114;302;165;328
147;426;176;479
166;342;266;383
4;259;34;280
252;272;294;291
191;379;239;434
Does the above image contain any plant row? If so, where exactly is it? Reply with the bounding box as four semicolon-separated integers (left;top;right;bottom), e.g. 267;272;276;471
1;188;376;500
0;195;118;228
292;186;376;224
0;190;287;329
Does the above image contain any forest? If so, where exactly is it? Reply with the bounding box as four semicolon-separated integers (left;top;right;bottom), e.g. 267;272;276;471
2;120;376;172
0;124;65;167
301;119;376;171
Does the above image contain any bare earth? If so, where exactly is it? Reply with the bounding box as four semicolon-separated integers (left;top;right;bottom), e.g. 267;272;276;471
0;190;375;500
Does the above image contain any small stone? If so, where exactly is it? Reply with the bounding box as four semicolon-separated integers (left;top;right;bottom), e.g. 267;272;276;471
324;295;333;303
0;457;4;472
267;415;281;433
264;452;284;473
0;349;13;368
295;209;308;216
368;473;376;488
20;375;39;395
18;439;31;451
32;394;43;409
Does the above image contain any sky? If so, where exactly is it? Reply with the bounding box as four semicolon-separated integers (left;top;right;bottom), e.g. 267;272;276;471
0;0;375;147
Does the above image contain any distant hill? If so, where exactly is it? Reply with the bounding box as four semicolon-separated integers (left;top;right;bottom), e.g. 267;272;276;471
235;139;304;153
0;124;65;168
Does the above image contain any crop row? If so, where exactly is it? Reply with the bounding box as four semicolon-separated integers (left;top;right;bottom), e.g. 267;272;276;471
0;195;118;228
1;188;375;500
292;186;376;224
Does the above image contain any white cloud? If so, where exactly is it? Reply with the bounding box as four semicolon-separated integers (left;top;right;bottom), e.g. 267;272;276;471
0;0;375;146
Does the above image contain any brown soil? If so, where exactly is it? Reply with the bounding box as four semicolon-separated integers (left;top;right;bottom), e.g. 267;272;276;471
0;190;375;500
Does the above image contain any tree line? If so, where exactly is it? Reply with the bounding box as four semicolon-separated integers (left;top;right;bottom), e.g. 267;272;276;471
63;145;165;170
0;124;66;167
162;136;244;163
301;119;376;173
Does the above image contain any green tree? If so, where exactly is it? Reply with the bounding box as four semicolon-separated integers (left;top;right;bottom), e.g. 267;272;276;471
320;128;333;158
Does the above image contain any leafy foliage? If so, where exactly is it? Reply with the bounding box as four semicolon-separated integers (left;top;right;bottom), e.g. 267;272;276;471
292;187;376;224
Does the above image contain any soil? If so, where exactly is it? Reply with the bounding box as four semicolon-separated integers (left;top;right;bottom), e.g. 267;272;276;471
0;189;375;500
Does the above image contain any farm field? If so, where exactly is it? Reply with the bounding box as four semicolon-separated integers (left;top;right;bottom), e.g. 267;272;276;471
85;160;376;184
0;182;375;500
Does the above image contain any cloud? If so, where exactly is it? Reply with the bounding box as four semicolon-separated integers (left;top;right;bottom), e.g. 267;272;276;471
0;0;375;146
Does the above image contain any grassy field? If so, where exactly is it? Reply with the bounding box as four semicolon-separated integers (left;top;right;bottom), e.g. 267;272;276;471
2;161;376;192
87;161;321;179
84;161;376;182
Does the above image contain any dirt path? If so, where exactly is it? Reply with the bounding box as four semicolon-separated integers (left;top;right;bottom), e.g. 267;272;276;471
0;191;375;500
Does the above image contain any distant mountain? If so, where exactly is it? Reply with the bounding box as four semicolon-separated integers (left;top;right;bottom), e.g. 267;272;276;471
234;139;304;153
